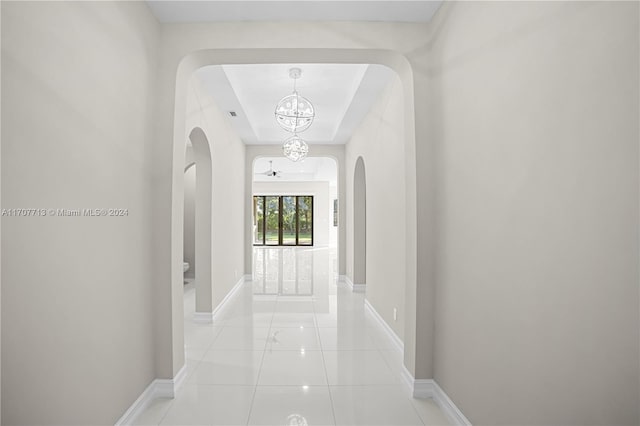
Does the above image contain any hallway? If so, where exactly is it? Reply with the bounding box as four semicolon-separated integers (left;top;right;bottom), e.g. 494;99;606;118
134;247;449;425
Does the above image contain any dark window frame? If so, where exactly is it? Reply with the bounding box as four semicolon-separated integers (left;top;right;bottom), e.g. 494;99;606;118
253;195;314;246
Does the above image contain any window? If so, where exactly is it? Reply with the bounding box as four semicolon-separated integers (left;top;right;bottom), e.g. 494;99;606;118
253;195;314;246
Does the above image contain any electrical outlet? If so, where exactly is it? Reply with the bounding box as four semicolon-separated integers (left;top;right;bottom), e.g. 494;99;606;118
393;308;397;321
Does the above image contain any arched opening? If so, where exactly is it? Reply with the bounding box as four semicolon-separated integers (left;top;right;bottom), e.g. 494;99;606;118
250;155;340;297
187;127;214;321
160;48;420;382
353;156;366;291
183;161;196;283
245;148;345;286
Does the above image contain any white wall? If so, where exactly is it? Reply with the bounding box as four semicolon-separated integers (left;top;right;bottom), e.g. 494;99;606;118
1;1;159;424
427;2;639;425
184;75;246;310
253;181;331;247
346;73;406;340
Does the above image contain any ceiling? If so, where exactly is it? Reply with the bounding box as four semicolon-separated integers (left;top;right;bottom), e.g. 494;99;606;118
253;157;337;183
155;1;444;179
146;1;443;23
196;64;394;145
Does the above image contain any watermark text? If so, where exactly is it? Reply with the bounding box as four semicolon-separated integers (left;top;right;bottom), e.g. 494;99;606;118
1;208;129;217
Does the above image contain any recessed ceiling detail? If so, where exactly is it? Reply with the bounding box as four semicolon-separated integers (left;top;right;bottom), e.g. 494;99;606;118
223;63;367;144
195;63;393;146
253;157;337;183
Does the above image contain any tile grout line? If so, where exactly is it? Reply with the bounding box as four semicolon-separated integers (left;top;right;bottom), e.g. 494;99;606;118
158;291;216;426
166;250;439;425
245;300;276;425
313;293;339;426
154;395;177;426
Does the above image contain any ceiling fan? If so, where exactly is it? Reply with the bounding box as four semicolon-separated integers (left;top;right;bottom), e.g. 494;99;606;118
256;160;282;178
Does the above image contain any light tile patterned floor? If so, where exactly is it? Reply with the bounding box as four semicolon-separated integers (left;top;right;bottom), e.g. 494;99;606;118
133;247;451;426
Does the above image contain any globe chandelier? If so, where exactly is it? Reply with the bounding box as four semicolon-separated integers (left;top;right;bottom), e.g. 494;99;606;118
275;68;314;162
282;134;309;162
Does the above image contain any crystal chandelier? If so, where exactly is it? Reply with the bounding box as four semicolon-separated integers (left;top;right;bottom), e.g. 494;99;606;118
275;68;313;162
282;134;309;162
274;68;315;133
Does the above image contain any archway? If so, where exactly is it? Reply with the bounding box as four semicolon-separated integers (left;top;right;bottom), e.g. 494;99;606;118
353;156;367;291
183;161;195;283
245;146;345;283
156;46;425;385
187;127;214;321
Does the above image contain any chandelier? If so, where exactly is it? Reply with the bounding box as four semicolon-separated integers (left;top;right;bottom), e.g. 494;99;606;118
275;68;313;162
282;135;309;162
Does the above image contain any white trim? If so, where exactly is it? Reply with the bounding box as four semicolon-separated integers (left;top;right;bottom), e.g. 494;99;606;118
114;380;156;425
342;274;353;289
413;378;436;399
192;275;247;323
119;276;248;425
364;299;403;353
432;381;473;426
401;365;472;426
171;364;188;394
343;275;366;293
192;312;214;324
115;364;187;426
211;275;247;320
400;364;416;391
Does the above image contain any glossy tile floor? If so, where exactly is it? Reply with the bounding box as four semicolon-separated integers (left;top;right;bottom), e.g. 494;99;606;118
134;247;450;426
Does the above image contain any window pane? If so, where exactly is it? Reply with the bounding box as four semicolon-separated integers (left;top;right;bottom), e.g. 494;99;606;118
253;196;264;245
298;196;313;245
282;196;296;245
265;196;280;245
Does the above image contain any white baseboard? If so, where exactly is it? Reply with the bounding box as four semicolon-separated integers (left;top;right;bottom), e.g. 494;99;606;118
401;365;435;398
192;312;214;324
363;299;403;353
342;275;366;293
432;380;472;426
400;364;417;391
119;275;248;424
115;364;187;426
401;365;471;426
366;299;470;425
211;275;247;319
114;380;156;426
192;275;248;323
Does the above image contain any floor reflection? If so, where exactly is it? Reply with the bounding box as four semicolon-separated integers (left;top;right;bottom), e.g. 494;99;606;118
253;246;334;296
136;246;452;426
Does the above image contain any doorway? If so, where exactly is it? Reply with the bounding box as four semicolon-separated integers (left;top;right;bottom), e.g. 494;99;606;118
185;127;214;318
353;156;366;286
